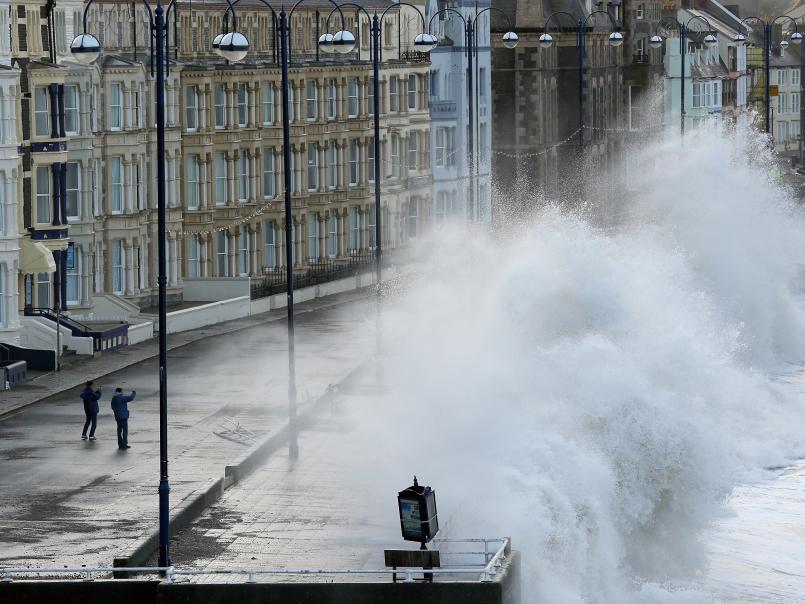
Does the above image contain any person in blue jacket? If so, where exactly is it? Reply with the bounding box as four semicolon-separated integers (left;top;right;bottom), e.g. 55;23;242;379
80;380;102;441
110;387;137;450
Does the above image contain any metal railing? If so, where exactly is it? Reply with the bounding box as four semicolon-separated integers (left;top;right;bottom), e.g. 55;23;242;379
1;538;510;584
251;251;376;300
23;307;129;353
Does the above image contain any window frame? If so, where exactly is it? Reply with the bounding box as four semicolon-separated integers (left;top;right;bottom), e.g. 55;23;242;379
185;85;199;131
64;84;80;135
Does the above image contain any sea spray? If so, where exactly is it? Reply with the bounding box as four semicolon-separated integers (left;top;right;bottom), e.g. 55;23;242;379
351;124;805;602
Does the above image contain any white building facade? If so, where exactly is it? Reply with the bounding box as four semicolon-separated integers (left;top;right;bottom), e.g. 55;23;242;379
0;63;21;345
426;0;492;224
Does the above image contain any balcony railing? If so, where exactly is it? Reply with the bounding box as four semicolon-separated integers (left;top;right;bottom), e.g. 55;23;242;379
632;53;649;64
250;251;376;300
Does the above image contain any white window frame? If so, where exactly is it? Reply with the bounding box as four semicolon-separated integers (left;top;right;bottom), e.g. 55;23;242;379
238;83;248;127
66;245;81;306
263;149;276;198
389;76;398;112
109;83;123;131
238;225;250;275
407;198;418;239
64;84;80;135
327;214;337;257
327;79;337;119
262;82;275;124
391;134;400;178
307;144;319;191
348;207;359;251
186;155;200;209
367;137;375;183
408;74;417;110
187;235;200;278
264;220;276;270
306;79;318;121
349;139;358;185
348;78;359;117
65;161;80;220
307;213;319;261
111;156;123;214
185;85;199;131
35;165;51;224
435;128;446;167
407;132;417;171
216;230;229;276
215;152;227;205
238;154;249;202
327;143;338;189
112;239;125;294
214;83;227;128
34;87;50;137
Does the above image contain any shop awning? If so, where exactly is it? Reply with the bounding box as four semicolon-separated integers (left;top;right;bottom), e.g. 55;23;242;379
20;239;57;274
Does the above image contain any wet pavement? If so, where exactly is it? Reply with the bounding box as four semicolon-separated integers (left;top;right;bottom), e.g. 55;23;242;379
0;291;376;568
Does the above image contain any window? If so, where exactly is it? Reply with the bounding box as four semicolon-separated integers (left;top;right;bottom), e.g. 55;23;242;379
793;93;801;114
327;213;337;257
216;230;229;276
239;225;250;275
435;191;447;227
214;152;227;205
186;155;199;209
368;137;375;182
66;162;80;220
408;74;417;110
37;272;50;308
793;69;800;86
692;83;702;108
185;85;198;130
435;128;446;167
327;79;337;119
349;139;358;185
328;143;338;188
64;85;79;135
36;166;50;223
263;149;275;198
391;134;400;178
407;198;418;239
288;85;295;122
306;79;317;120
111;156;123;213
793;121;800;140
407;132;418;171
109;83;122;130
214;83;226;128
133;89;141;128
112;239;124;294
238;154;249;202
779;93;788;114
187;235;200;278
636;3;645;18
34;87;49;136
368;204;376;249
262;82;275;124
349;207;359;251
479;69;487;103
389;76;398;112
348;78;358;117
307;213;319;260
0;265;4;326
238;83;248;127
264;221;276;270
307;144;318;191
138;244;146;290
368;77;375;115
778;70;788;86
66;245;81;305
778;121;788;142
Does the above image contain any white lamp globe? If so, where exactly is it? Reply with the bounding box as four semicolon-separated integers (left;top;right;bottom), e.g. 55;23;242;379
331;30;356;54
502;31;519;49
70;33;101;64
318;32;335;53
219;31;249;62
608;31;624;47
538;33;554;49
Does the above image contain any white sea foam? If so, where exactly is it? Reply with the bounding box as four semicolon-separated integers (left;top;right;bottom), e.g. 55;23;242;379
353;124;805;602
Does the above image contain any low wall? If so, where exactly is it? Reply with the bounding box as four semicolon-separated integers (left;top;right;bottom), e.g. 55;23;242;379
127;322;154;345
249;273;375;315
183;278;250;302
0;555;520;604
163;297;251;335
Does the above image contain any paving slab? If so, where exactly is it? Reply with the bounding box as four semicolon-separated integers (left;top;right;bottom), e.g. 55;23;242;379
0;290;376;568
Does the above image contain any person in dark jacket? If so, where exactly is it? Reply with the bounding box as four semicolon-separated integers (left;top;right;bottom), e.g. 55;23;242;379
80;381;102;441
110;387;137;450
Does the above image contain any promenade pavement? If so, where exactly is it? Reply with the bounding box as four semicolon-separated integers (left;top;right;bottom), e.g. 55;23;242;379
0;289;376;568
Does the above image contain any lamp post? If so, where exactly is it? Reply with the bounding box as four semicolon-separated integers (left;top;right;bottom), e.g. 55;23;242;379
733;16;801;134
649;18;718;135
538;10;623;147
429;8;518;222
72;0;249;568
428;9;517;221
321;2;437;290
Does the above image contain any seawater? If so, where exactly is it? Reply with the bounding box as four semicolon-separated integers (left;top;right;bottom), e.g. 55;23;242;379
351;123;805;602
